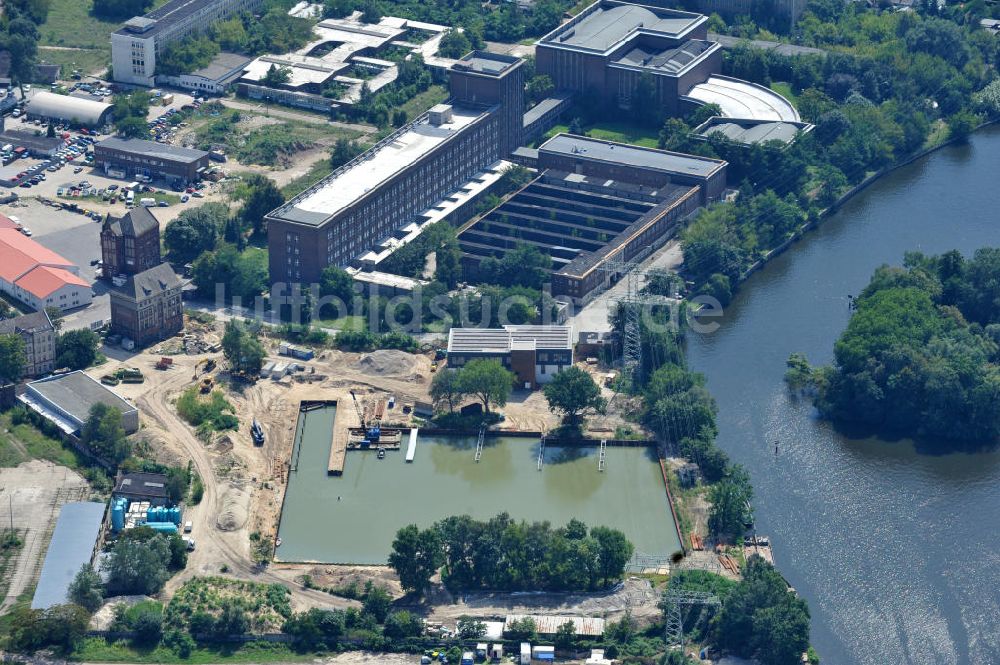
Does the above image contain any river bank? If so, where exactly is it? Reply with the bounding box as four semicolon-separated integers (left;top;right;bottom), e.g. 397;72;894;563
685;125;1000;665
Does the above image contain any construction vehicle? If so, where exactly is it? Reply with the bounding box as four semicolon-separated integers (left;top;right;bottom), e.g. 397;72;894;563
349;390;381;446
200;376;214;393
119;367;144;383
430;361;438;373
251;419;265;446
155;357;173;370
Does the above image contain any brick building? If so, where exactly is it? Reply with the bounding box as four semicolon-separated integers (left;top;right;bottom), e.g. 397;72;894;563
94;137;209;186
101;207;162;278
265;51;524;289
0;310;56;378
108;263;183;348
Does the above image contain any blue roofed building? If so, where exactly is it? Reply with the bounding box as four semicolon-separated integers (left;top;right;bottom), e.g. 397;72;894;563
31;502;105;610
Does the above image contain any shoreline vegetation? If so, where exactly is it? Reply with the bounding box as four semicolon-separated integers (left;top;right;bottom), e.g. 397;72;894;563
786;247;1000;449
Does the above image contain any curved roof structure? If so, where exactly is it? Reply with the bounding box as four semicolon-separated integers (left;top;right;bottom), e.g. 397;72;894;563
684;75;800;122
25;91;112;126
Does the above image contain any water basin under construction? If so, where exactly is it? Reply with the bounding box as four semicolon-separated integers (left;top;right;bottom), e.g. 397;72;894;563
275;403;682;564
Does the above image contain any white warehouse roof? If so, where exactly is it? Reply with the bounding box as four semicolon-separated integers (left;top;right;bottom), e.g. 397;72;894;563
26;91;113;126
684;75;800;122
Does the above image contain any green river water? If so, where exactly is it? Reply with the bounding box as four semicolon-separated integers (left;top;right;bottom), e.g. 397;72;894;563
275;404;681;564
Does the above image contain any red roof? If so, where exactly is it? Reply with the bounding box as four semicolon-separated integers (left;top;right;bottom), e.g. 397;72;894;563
0;213;18;230
0;228;76;283
15;265;89;299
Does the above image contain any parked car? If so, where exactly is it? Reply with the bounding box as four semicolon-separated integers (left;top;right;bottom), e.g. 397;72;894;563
181;194;189;203
73;166;83;173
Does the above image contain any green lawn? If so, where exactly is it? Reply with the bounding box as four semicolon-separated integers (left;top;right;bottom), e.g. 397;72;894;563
398;84;448;122
71;638;314;664
314;315;365;331
37;47;109;78
543;119;660;149
770;82;799;108
0;412;84;470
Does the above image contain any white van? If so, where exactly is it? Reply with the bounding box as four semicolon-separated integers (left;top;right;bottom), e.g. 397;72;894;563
140;197;156;207
126;190;135;206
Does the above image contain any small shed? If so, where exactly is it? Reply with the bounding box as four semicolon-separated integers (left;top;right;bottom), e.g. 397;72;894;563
520;642;531;665
532;645;555;662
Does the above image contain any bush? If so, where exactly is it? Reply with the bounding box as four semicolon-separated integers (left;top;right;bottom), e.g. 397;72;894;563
176;387;239;432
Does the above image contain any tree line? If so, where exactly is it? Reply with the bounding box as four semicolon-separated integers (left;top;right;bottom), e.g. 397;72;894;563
389;514;634;594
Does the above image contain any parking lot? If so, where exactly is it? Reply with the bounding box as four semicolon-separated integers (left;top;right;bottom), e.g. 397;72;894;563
3;198;109;331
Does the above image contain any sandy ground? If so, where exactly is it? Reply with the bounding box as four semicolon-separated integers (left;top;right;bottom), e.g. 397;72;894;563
93;316;665;624
0;460;91;609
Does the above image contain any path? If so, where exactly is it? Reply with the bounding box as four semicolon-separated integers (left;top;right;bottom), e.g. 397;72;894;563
218;98;377;134
135;362;353;610
708;33;827;57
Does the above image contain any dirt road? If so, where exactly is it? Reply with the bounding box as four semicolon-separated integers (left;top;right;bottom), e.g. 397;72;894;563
219;98;376;134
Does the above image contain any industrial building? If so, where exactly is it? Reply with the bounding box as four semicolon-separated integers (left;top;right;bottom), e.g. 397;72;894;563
24;91;113;128
266;51;524;288
535;1;798;122
0;310;56;378
111;0;266;87
0;228;92;312
101;207;162;277
94;137;209;186
156;51;251;94
238;14;455;113
0;131;64;158
31;502;105;610
447;325;573;388
114;471;170;505
108;262;184;348
20;371;140;436
462;134;726;303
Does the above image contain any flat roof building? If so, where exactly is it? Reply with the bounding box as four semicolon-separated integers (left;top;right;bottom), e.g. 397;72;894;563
114;471;170;503
459;135;726;304
0;131;64;158
24;92;112;128
157;51;252;95
20;370;139;436
94;137;209;185
535;1;797;122
31;502;105;609
266;51;524;289
693;115;813;145
447;325;573;388
112;0;266;87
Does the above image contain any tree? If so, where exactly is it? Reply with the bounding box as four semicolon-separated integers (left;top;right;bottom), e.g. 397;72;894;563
591;526;634;585
262;63;291;87
103;533;172;595
708;465;753;542
165;466;189;503
163;203;225;261
0;333;26;381
330;137;363;170
388;524;443;593
45;306;64;331
222;320;266;374
81;403;131;465
8;604;89;651
457;616;486;639
360;0;381;23
68;564;104;612
93;0;154;19
128;602;164;646
237;174;284;237
55;329;100;370
115;115;149;139
543;366;606;423
383;610;423;639
430;369;464;413
458;358;513;414
214;598;250;637
362;583;392;622
506;616;537;640
478;244;552;290
554;620;576;649
319;265;355;314
439;29;472;59
526;75;554;104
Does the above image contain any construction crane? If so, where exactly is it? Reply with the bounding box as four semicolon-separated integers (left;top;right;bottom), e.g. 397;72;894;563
349;390;381;445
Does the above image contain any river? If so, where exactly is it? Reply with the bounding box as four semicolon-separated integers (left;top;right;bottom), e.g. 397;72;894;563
684;127;1000;665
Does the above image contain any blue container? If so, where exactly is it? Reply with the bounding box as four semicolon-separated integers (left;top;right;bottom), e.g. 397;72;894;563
169;506;182;525
145;521;178;533
111;501;125;532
